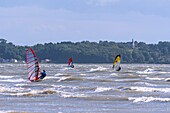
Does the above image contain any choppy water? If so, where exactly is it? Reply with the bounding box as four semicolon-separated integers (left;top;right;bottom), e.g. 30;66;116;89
1;64;170;113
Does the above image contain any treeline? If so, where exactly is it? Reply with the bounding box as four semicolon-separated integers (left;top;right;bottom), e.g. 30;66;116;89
0;38;170;64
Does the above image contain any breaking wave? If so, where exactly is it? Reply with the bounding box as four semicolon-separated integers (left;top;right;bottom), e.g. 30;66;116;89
129;96;170;103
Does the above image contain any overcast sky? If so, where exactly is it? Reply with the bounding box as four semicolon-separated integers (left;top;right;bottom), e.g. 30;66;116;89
0;0;170;45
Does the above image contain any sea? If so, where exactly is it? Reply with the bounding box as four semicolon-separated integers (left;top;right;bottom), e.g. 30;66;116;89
0;63;170;113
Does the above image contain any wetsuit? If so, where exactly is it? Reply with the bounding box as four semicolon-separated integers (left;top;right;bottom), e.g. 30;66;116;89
39;71;46;79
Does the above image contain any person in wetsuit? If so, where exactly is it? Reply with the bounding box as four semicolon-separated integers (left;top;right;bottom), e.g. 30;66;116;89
39;70;46;79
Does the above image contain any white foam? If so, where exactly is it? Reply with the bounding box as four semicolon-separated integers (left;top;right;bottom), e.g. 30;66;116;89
45;76;59;79
60;91;87;98
136;68;155;74
159;72;170;74
53;85;78;90
0;111;14;113
130;86;170;93
15;84;27;86
80;74;86;76
0;78;27;82
129;96;170;103
0;86;28;93
95;87;112;92
11;88;57;96
12;90;40;96
164;78;170;81
57;77;71;82
89;67;107;72
55;73;64;76
145;77;165;81
134;82;157;87
0;75;14;79
138;74;148;77
61;67;74;71
110;73;118;76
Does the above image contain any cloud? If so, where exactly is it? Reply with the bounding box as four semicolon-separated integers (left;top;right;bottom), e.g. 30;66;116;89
0;1;170;45
87;0;120;6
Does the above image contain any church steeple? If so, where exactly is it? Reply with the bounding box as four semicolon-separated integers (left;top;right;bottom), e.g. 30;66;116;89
132;38;135;49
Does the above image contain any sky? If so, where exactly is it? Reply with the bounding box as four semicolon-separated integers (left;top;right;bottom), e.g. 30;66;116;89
0;0;170;45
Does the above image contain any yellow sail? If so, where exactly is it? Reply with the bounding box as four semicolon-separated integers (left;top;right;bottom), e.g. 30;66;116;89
113;55;121;71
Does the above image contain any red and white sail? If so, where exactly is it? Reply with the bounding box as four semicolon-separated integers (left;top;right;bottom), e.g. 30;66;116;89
26;48;40;81
68;57;73;67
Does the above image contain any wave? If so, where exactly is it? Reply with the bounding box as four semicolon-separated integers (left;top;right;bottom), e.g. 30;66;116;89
57;76;84;82
10;88;57;96
0;75;14;79
134;82;157;87
130;86;170;93
129;96;170;103
0;78;27;83
136;68;155;74
89;67;107;73
15;84;27;86
95;87;112;92
114;79;140;82
55;73;64;76
136;68;170;75
59;90;128;101
60;92;128;101
60;91;87;98
57;76;72;82
0;110;24;113
110;73;118;76
80;73;86;76
145;77;165;81
60;67;74;71
0;86;30;94
45;76;60;79
164;78;170;82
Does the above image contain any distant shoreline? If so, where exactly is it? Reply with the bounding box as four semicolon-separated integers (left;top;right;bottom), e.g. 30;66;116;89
1;38;170;64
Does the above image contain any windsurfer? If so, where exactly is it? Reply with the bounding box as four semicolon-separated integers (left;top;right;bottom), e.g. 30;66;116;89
39;70;47;79
71;64;74;68
68;57;74;68
113;54;121;71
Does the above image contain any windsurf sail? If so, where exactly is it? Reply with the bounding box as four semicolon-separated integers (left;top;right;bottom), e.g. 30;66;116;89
26;48;40;81
68;57;74;68
113;54;121;71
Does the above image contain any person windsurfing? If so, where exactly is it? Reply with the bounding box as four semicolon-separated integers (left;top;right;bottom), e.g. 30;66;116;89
68;57;74;68
39;70;47;79
112;54;121;71
26;48;47;82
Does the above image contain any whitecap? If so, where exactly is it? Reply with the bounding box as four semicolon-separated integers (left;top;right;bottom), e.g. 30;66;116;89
110;73;118;76
61;67;74;71
55;73;64;76
0;78;27;82
136;68;155;74
129;96;170;103
145;77;165;81
130;86;170;93
15;84;27;86
164;78;170;81
89;67;107;72
59;91;87;98
57;77;71;82
45;76;59;79
51;85;78;92
95;87;112;92
0;86;28;93
80;73;86;76
134;82;157;87
0;75;14;79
